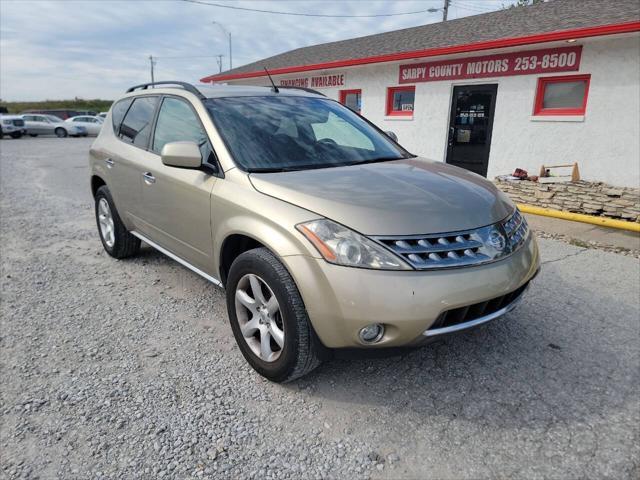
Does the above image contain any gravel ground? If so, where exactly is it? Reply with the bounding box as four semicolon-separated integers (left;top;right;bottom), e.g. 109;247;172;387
1;137;639;479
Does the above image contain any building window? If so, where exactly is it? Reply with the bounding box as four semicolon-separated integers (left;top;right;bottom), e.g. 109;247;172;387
340;89;362;113
533;74;590;116
386;86;415;116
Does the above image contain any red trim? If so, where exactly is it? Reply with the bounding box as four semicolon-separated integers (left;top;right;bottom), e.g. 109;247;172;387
386;86;415;116
339;89;362;111
201;21;640;83
533;74;591;116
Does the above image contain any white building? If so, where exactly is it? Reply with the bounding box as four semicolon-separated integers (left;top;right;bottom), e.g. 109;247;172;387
202;0;640;188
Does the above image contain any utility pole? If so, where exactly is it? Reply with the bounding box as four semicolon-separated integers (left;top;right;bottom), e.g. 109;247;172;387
149;55;156;83
428;0;451;22
212;22;232;71
215;54;225;73
443;0;450;21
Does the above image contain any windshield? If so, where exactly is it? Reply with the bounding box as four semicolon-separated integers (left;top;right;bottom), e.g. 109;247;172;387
205;96;411;172
45;115;63;123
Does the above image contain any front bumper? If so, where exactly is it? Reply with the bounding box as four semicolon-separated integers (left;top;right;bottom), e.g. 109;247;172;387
282;233;539;349
2;125;25;134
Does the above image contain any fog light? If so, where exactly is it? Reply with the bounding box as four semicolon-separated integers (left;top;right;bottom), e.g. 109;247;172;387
359;323;384;344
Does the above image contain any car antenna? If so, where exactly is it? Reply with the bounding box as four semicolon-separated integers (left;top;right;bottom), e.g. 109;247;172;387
264;67;279;93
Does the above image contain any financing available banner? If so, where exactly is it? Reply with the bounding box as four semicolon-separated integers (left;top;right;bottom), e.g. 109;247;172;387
280;73;346;89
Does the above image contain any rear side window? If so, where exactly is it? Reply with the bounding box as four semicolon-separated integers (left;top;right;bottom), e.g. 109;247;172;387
111;98;133;134
119;96;158;148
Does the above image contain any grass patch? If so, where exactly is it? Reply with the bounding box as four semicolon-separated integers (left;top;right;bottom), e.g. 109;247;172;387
0;99;113;114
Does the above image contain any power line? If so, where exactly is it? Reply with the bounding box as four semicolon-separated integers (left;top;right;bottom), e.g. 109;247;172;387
180;0;440;18
453;1;497;13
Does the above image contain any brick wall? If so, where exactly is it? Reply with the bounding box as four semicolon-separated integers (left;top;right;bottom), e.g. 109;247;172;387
494;179;640;223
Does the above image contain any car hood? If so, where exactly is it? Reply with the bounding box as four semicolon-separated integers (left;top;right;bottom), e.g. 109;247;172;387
249;158;514;235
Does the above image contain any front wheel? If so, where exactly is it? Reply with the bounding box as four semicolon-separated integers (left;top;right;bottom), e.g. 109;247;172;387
29;134;38;137
226;248;324;382
94;185;140;259
10;132;22;139
55;127;67;138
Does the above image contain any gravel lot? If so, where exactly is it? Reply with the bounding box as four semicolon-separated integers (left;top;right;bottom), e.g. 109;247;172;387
1;137;639;479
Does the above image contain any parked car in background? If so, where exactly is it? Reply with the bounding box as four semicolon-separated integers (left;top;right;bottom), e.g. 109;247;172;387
22;114;88;137
0;115;27;139
97;112;108;120
21;109;97;120
65;115;104;136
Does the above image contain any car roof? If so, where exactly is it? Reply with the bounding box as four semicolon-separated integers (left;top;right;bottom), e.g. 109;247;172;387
198;84;325;99
122;84;326;101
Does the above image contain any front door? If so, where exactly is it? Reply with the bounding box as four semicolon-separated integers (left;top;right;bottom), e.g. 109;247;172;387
446;84;498;177
137;96;217;273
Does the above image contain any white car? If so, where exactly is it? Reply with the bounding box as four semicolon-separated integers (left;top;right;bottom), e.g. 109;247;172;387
22;114;88;138
65;115;104;136
97;112;108;120
0;115;27;139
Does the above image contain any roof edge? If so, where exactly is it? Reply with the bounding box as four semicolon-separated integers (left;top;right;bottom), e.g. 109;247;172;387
201;20;640;83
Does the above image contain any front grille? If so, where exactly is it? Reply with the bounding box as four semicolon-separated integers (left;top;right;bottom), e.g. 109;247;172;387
428;281;529;332
374;209;529;270
12;119;25;127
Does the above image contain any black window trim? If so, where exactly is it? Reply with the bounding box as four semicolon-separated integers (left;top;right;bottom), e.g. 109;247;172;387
148;94;223;178
114;94;161;152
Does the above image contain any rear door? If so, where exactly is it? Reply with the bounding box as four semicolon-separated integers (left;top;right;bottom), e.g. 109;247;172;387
30;115;49;134
136;96;218;272
105;96;159;228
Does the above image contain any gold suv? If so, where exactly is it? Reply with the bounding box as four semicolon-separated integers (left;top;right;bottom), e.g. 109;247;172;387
90;81;539;382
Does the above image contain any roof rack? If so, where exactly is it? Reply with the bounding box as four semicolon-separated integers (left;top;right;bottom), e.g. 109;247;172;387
276;86;326;97
126;81;205;99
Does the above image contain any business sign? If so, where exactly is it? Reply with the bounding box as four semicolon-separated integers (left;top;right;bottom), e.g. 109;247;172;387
280;73;346;89
399;45;582;83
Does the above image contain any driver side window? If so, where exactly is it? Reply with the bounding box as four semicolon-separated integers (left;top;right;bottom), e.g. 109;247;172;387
152;97;207;153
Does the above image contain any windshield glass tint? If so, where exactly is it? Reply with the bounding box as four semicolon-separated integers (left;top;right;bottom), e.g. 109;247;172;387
205;96;407;171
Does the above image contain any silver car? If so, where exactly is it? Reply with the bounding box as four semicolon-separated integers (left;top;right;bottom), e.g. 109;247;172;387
22;114;88;138
65;115;104;136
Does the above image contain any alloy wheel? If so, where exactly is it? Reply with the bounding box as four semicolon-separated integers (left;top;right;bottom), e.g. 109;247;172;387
234;273;284;362
97;198;115;248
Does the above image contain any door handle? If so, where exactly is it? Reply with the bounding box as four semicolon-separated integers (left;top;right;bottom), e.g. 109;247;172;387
105;158;114;168
142;172;156;184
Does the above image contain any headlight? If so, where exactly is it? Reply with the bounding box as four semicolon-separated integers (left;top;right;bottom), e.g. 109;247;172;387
296;219;412;270
2;120;11;125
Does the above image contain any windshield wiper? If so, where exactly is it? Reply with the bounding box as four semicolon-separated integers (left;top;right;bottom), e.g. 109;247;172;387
247;157;407;173
247;166;305;173
347;156;405;167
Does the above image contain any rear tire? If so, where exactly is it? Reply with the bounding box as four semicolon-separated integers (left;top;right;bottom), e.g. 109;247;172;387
10;132;22;139
29;134;38;137
226;248;324;382
55;127;67;138
94;185;140;259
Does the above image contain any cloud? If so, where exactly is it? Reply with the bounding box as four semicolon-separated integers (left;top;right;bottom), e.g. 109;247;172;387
0;0;509;101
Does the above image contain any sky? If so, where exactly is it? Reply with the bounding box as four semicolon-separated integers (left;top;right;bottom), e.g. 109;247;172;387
0;0;515;101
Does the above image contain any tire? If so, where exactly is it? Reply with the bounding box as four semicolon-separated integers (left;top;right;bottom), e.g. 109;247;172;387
226;247;324;382
10;132;22;139
55;127;67;138
29;134;38;137
94;185;140;259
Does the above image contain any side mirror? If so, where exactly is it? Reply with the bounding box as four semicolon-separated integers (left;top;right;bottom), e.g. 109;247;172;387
385;130;398;142
161;141;202;169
